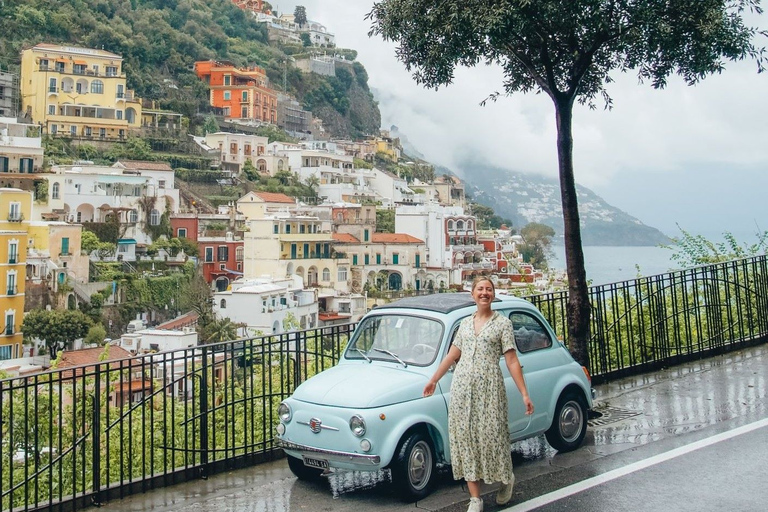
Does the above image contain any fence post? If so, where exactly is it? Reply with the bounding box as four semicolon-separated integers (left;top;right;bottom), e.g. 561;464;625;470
200;346;209;479
293;331;302;389
92;365;102;507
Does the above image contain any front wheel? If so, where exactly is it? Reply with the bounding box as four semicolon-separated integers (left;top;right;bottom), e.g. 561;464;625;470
286;454;324;481
390;431;437;501
545;391;588;452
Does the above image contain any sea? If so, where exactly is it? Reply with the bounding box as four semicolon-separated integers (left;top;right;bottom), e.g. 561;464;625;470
549;245;678;286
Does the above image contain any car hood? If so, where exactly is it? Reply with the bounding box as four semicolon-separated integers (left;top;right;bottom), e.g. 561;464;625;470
292;363;428;408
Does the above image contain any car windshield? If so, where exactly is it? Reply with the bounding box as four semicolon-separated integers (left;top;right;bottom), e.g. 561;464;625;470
345;314;444;366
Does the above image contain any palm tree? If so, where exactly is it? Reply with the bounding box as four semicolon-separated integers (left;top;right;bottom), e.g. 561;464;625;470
202;317;241;344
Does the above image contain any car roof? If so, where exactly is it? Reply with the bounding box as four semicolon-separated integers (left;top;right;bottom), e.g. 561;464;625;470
374;292;525;315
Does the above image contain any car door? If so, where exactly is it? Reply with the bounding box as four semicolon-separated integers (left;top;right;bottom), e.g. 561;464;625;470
506;310;557;437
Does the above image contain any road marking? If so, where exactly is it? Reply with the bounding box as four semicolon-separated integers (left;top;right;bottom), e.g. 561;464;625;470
502;417;768;512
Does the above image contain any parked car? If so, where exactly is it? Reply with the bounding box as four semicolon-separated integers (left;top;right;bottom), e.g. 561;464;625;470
276;293;594;500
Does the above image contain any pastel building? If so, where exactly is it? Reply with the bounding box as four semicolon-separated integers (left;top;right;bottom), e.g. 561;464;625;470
194;61;277;124
0;188;30;360
0;117;44;175
19;43;142;139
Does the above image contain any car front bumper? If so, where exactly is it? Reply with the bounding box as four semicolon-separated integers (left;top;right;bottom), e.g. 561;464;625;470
276;438;382;466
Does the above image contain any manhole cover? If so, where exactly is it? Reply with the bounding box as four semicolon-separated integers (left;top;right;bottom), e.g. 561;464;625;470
588;405;642;427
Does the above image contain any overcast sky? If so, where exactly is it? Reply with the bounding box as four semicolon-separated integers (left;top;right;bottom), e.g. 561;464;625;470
275;1;768;240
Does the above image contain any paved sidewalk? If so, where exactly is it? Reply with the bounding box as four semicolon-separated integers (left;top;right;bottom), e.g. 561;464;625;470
104;343;768;512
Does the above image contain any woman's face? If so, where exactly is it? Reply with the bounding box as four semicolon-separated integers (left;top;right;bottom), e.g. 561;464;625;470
472;279;495;306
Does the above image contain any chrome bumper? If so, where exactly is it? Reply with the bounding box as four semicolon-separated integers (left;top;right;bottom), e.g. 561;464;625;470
276;439;381;465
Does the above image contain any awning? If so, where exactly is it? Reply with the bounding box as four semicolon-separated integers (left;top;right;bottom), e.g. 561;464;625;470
224;268;243;275
73;60;87;65
117;239;137;245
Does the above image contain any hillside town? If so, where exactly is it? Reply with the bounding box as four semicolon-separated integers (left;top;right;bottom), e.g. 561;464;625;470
0;8;551;375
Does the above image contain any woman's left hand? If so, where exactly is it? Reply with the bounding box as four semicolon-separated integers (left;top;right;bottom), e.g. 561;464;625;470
523;396;534;415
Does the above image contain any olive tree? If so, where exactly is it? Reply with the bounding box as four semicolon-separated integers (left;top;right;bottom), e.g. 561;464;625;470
368;0;765;368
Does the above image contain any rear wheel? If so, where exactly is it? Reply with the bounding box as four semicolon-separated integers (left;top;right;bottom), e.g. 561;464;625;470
286;454;324;481
390;431;436;501
545;391;588;452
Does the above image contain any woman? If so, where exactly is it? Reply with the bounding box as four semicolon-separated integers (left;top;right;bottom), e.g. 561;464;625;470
423;276;534;512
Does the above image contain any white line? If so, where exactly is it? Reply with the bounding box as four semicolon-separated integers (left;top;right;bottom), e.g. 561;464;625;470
502;417;768;512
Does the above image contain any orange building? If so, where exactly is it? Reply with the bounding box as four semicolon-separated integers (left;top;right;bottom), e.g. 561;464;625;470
194;60;277;124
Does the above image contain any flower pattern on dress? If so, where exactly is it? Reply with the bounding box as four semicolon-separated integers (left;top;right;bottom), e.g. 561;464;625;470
448;311;517;484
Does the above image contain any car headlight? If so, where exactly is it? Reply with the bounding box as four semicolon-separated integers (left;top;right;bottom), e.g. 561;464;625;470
278;402;292;422
349;415;366;437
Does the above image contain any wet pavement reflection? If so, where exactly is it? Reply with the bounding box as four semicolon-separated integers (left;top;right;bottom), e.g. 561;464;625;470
106;344;768;512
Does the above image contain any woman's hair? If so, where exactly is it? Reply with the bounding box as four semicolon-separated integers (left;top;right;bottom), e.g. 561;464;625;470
470;275;495;294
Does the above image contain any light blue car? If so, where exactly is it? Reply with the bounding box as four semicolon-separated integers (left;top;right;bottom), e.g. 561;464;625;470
276;293;593;500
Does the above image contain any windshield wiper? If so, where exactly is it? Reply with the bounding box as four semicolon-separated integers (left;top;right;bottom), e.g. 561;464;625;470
351;347;371;363
372;348;407;367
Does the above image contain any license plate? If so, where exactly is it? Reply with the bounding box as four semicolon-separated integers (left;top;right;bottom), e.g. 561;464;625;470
303;456;329;469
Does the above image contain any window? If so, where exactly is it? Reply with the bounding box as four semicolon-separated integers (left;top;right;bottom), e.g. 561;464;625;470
61;237;70;256
84;127;92;137
204;247;214;262
129;209;138;223
19;158;33;173
415;254;421;268
8;242;17;264
219;264;226;270
224;75;231;86
509;312;553;353
76;212;82;223
223;107;230;116
70;126;77;136
8;202;21;222
241;106;248;117
364;254;369;265
241;91;248;101
5;313;13;336
55;61;65;73
236;246;244;261
116;84;124;98
273;224;279;234
0;345;10;360
158;180;166;189
0;157;7;173
106;66;118;77
149;209;160;226
237;263;242;271
48;78;57;93
99;128;106;138
48;104;56;115
457;220;464;230
285;224;291;234
223;91;231;100
73;64;86;74
376;253;381;264
51;125;57;134
393;253;399;265
447;220;454;231
337;267;348;282
364;229;370;242
217;246;228;262
91;80;104;94
116;110;123;120
352;255;358;265
220;299;227;309
7;271;16;295
322;268;331;281
177;228;187;238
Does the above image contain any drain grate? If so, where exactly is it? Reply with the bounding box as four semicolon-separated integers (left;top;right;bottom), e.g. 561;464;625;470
588;405;642;427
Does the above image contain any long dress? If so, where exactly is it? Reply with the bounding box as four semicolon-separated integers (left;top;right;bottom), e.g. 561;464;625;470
448;311;517;484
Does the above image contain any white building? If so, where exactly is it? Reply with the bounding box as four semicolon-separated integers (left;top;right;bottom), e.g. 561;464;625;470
119;327;198;355
369;168;424;208
39;162;179;245
213;276;318;334
195;132;281;175
0;117;43;174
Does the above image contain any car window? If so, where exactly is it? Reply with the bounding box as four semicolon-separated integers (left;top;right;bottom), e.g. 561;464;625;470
509;312;553;353
345;314;444;366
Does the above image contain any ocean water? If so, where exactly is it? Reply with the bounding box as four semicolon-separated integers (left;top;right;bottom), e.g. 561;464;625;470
549;245;679;286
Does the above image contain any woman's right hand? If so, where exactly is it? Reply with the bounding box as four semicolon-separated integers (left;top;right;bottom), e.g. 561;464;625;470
423;381;436;397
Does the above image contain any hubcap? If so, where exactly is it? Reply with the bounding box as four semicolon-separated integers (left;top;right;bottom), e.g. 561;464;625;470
559;400;584;442
408;440;433;490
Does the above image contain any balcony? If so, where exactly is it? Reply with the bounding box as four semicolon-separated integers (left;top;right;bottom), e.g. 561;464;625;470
6;285;16;296
8;255;17;264
7;213;24;223
5;327;13;336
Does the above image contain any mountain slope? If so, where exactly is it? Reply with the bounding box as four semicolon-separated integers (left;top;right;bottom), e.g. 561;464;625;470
456;164;670;246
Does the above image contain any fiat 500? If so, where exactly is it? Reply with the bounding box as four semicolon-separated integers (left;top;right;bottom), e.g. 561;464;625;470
276;293;593;500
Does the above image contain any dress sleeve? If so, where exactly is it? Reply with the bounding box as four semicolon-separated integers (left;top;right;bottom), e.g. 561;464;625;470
452;318;468;352
500;316;517;354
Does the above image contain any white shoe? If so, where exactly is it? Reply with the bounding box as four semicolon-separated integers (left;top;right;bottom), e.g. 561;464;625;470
495;474;515;505
467;496;483;512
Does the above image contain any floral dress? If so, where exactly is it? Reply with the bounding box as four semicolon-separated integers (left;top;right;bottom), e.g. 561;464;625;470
448;311;517;484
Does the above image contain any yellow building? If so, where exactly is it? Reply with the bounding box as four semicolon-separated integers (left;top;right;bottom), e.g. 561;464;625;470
0;188;30;360
19;43;142;140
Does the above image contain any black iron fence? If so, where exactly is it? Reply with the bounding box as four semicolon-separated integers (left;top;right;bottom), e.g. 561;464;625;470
2;255;768;511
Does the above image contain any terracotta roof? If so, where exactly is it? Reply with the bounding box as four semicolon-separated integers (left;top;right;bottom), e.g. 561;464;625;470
319;313;348;321
371;233;424;244
57;346;135;378
332;233;360;243
114;379;154;393
253;191;295;204
115;160;173;172
157;312;199;331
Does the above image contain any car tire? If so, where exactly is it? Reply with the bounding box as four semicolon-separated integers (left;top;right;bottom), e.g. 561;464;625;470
390;430;436;501
545;390;588;452
286;454;324;481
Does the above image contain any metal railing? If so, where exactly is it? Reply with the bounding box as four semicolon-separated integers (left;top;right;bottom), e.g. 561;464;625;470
2;255;768;511
0;324;354;512
527;254;768;382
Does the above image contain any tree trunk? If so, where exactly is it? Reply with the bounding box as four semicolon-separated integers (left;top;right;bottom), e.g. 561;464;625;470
553;96;591;371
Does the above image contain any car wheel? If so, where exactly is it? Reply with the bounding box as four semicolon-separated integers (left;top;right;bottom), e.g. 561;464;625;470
286;454;324;481
390;430;436;501
545;390;588;452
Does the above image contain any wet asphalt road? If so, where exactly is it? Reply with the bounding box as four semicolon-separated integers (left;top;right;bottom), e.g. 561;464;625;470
105;343;768;512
